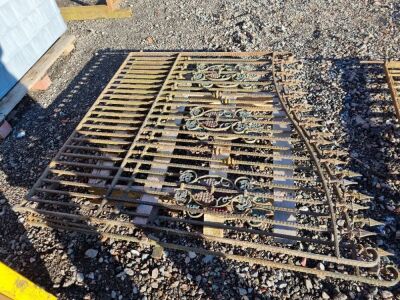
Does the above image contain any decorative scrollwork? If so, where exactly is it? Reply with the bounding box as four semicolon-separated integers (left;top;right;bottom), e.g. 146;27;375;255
235;177;253;191
184;107;264;143
180;170;235;189
191;64;259;89
174;188;191;205
173;171;273;225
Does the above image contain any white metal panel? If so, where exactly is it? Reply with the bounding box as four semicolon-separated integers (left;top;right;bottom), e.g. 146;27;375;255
0;0;67;98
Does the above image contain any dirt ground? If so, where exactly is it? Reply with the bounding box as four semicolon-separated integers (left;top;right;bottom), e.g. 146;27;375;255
1;0;400;299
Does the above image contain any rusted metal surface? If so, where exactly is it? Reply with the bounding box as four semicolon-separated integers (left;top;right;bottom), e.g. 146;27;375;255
384;61;400;120
17;52;399;286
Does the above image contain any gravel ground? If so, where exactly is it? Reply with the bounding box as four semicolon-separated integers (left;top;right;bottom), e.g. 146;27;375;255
1;0;400;299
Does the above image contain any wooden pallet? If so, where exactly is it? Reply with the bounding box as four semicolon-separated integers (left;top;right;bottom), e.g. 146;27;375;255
0;34;76;122
384;61;400;121
60;0;132;21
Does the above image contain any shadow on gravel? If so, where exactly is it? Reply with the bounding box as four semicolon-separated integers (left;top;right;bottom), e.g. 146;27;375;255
0;46;53;294
287;57;400;297
333;59;398;176
0;191;53;291
1;50;142;299
333;58;400;276
0;49;268;299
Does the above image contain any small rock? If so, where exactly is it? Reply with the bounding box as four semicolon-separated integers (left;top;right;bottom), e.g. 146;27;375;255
116;271;126;280
188;251;196;259
337;219;345;227
85;249;98;258
131;250;140;256
278;281;287;289
76;273;84;283
124;268;134;276
381;290;393;299
202;255;214;263
146;36;155;44
318;262;325;271
16;130;26;138
63;277;75;287
322;291;330;299
111;290;117;298
151;282;158;289
305;279;313;291
239;288;247;296
151;268;159;279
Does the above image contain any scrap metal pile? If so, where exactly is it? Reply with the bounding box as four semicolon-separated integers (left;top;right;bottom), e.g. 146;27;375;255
17;52;399;286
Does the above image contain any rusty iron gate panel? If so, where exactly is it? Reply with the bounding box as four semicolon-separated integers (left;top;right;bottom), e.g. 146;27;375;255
384;61;400;121
18;52;399;286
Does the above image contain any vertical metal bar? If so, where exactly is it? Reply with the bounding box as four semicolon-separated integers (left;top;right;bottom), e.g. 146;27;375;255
26;54;133;199
271;53;341;258
105;53;182;197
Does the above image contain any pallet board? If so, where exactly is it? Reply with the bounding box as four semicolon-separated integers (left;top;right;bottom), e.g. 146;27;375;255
17;52;399;287
60;0;132;21
0;34;75;119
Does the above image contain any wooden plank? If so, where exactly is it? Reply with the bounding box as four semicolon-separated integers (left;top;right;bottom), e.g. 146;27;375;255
134;96;183;225
203;214;225;238
60;5;132;21
386;61;400;69
204;147;229;238
272;97;296;242
203;101;234;238
0;35;76;118
133;129;179;225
